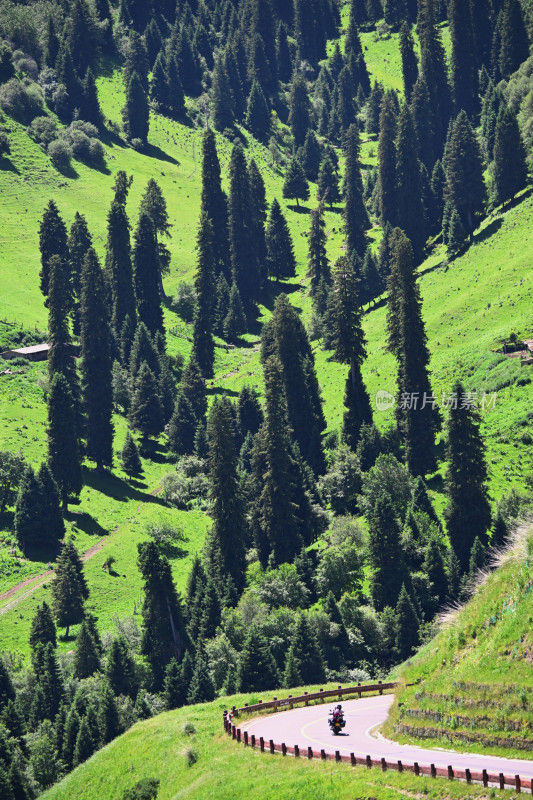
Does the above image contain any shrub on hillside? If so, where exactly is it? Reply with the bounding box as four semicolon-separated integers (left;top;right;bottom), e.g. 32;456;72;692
12;49;38;79
161;457;209;509
27;115;58;146
48;138;72;171
0;40;14;83
0;77;43;122
0;129;9;156
172;282;196;322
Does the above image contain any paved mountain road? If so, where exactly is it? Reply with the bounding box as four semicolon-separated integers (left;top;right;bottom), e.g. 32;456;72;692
242;694;533;778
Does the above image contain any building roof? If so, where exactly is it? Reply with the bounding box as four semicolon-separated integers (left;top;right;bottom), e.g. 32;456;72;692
8;344;50;355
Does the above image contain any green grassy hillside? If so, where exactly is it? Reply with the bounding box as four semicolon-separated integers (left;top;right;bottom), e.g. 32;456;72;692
386;525;533;758
40;685;487;800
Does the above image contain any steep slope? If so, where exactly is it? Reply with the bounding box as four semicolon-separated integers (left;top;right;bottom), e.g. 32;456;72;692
386;525;533;757
40;686;487;800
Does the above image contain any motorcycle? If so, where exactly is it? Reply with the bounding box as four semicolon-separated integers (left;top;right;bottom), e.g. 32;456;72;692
328;709;346;735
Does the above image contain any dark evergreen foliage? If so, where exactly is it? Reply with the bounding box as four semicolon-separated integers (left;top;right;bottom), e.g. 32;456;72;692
266;199;296;281
445;380;491;572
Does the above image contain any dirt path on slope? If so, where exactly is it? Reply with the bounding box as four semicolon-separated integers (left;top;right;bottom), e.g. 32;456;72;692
0;487;163;616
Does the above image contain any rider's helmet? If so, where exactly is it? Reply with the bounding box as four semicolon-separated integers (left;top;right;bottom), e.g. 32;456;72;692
337;705;342;710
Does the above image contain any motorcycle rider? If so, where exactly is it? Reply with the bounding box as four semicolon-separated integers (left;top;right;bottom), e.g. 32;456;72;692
332;704;343;723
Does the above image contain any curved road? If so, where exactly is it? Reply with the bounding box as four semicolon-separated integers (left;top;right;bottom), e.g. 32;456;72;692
242;694;533;778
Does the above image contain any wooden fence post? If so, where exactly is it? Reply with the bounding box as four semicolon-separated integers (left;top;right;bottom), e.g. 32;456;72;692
381;758;387;771
465;768;471;784
516;775;521;794
304;691;309;706
366;755;372;769
294;745;300;758
447;766;454;780
231;725;236;739
499;773;505;790
269;740;274;754
430;764;436;779
379;680;383;695
307;746;313;759
335;750;341;763
281;743;287;756
260;737;264;752
398;761;403;773
251;734;256;748
236;729;241;743
351;753;356;766
482;769;488;787
358;682;362;698
243;731;248;746
414;762;420;776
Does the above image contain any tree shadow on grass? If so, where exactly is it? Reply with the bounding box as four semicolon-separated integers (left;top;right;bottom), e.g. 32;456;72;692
83;468;168;507
0;156;19;174
286;203;311;214
426;472;445;493
207;385;239;398
139;439;168;464
143;142;180;166
473;217;503;245
22;540;62;564
66;509;108;538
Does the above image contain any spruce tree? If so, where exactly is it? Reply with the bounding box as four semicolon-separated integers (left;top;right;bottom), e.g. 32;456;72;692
378;93;398;228
98;680;120;744
266;295;326;473
395;103;426;263
73;716;94;766
137;541;189;689
123;31;149;90
246;80;270;139
163;658;186;710
449;0;478;116
129;322;160;380
180;355;207;423
288;73;311;148
167;392;196;456
81;68;102;126
105;197;136;342
250;358;310;565
105;636;137;698
444;111;486;239
301;130;322;182
73;618;100;679
167;55;186;118
211;56;235;131
129;362;164;442
283;155;310;207
317;154;340;207
307;201;330;294
47;373;83;512
14;467;43;550
68;212;92;336
198;577;221;641
121;432;142;478
423;535;448;609
206;397;247;592
200;130;230;279
228;143;259;309
133;213;164;337
236;626;279;691
214;274;230;337
248;158;268;287
276;21;293;82
224;283;247;342
417;0;452;152
56;44;84;119
343;123;369;260
62;708;81;768
395;584;420;660
491;508;508;549
324;591;353;667
492;104;528;208
150;51;169;107
139;178;171;300
266;199;296;282
446;207;466;257
368;496;404;610
122;72;150;144
289;613;326;684
410;75;435;170
50;541;87;637
387;229;438;476
29;601;57;655
399;22;418;101
39;200;69;301
499;0;530;79
0;661;14;711
283;646;302;688
44;15;60;68
445;380;491;572
237;386;263;442
192;212;215;377
80;248;114;471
